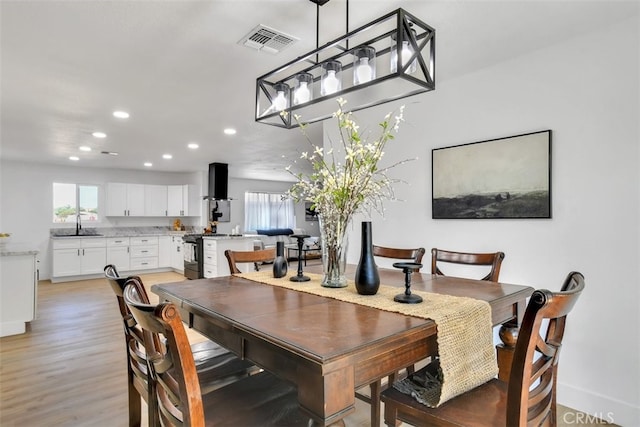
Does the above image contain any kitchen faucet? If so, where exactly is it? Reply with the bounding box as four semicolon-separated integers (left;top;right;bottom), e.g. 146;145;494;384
75;214;82;236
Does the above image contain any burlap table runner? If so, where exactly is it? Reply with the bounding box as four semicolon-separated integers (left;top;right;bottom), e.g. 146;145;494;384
235;270;498;407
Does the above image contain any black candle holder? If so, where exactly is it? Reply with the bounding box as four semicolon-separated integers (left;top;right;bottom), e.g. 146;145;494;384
392;262;423;304
290;234;311;282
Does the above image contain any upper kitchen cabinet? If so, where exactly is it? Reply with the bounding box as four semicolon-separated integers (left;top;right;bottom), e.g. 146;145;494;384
167;184;200;216
145;185;168;216
106;183;145;216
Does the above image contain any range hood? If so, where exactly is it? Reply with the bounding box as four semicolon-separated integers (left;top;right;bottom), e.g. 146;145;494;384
204;162;229;200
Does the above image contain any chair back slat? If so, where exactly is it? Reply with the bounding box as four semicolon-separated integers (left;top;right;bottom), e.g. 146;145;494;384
225;248;276;274
124;281;205;427
373;245;425;272
431;248;505;281
506;271;585;427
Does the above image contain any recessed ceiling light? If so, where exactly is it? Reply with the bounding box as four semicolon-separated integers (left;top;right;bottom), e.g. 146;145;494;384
69;156;80;161
144;162;152;167
188;143;199;149
162;154;173;159
113;111;130;119
92;131;107;138
79;146;91;152
223;128;237;135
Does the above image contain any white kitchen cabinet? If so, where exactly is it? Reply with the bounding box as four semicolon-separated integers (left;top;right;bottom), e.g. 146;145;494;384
52;237;106;278
129;236;159;270
145;185;168;216
158;236;171;268
106;183;145;216
106;237;130;271
81;246;107;274
202;237;253;278
1;250;38;337
167;184;201;216
170;235;183;271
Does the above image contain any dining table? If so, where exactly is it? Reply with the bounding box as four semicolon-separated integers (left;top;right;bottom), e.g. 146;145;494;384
151;265;533;427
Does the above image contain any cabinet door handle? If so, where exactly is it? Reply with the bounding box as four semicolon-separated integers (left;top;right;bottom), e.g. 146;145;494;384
82;249;85;256
77;249;80;256
115;240;123;243
141;250;148;253
127;247;130;253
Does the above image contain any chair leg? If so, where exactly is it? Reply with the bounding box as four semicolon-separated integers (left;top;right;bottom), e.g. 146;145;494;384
370;379;382;427
127;377;141;427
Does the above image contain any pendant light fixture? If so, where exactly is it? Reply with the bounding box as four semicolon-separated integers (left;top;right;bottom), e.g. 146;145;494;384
255;1;435;129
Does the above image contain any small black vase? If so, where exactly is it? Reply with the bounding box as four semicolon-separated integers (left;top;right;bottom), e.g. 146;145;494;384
355;221;380;295
273;241;288;278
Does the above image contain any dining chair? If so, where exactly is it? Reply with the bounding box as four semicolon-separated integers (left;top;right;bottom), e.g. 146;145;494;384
380;271;585;427
104;265;256;427
224;247;276;273
373;245;426;271
122;281;310;427
431;248;505;282
355;245;427;426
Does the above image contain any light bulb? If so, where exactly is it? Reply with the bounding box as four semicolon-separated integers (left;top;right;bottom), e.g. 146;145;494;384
273;90;287;111
323;70;339;95
294;82;310;105
355;57;373;85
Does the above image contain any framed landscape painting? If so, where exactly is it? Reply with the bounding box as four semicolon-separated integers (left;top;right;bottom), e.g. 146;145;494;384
432;130;551;219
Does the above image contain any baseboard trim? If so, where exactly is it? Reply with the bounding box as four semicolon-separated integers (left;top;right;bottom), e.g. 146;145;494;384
558;382;639;426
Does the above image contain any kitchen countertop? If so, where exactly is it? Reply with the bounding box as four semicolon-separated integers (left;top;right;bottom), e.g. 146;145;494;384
1;243;39;256
50;226;194;239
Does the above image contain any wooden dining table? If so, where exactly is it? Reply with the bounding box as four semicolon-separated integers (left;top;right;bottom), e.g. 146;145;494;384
151;265;533;426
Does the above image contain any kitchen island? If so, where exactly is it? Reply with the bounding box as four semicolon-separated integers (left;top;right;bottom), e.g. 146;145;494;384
1;243;39;337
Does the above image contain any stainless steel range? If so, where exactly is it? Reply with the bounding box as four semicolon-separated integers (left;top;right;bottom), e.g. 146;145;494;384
183;234;204;279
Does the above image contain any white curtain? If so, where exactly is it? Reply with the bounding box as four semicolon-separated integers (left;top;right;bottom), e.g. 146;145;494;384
244;192;295;231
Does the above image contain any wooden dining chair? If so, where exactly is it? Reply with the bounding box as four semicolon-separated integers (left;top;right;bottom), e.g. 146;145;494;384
355;245;427;425
431;248;505;282
373;245;426;271
104;265;256;427
122;282;310;427
381;271;585;427
224;247;276;273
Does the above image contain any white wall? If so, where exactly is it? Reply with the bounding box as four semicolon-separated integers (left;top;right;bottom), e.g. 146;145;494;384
334;16;638;425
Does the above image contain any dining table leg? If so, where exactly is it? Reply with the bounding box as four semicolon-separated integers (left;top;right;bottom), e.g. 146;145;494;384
496;298;527;382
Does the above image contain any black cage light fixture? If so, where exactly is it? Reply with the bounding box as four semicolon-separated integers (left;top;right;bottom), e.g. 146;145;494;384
255;0;435;129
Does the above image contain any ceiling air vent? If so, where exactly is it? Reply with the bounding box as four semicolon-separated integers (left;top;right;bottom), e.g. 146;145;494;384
238;24;298;54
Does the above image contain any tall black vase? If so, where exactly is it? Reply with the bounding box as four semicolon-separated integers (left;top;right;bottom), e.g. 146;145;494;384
273;241;288;278
355;221;380;295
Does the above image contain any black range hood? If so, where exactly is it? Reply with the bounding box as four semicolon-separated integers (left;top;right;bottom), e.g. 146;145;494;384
204;162;229;200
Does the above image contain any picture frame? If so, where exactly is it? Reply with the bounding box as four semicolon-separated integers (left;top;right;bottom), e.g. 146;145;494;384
305;202;318;221
432;130;551;219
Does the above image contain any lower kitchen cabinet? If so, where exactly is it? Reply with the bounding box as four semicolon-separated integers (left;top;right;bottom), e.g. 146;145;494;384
130;236;159;270
52;237;106;278
202;237;252;278
1;251;38;337
169;235;184;271
106;237;130;271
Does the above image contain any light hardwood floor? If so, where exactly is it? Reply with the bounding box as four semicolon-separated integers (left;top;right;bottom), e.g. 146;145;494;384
0;269;612;426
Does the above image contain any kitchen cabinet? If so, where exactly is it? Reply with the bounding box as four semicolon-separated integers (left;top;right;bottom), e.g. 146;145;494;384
170;235;184;271
167;184;200;216
106;183;145;216
52;237;106;278
1;250;38;337
202;237;252;278
106;237;130;271
158;236;171;268
145;185;168;216
129;236;158;270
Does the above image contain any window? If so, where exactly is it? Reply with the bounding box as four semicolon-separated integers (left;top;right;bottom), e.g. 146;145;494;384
53;183;99;223
244;192;295;231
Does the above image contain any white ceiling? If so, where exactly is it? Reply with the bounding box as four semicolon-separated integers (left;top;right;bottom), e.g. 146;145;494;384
1;1;636;181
